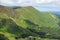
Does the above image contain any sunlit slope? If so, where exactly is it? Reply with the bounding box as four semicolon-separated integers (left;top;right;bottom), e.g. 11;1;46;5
13;6;59;28
0;7;39;40
0;6;59;28
0;13;38;40
13;7;60;36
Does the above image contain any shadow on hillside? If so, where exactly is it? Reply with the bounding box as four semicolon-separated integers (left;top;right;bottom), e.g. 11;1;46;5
12;6;22;9
0;18;34;39
0;34;9;40
1;18;60;40
24;20;39;26
4;19;27;36
24;19;60;40
0;19;7;28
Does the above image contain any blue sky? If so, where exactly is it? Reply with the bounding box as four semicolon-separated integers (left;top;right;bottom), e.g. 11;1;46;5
0;0;60;12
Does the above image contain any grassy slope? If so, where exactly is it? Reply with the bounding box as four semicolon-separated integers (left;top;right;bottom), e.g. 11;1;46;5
15;6;59;28
0;13;16;40
14;7;60;36
0;6;59;28
0;6;60;40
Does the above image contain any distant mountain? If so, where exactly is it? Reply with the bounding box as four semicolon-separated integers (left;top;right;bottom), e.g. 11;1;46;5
0;5;60;40
10;6;22;9
53;12;60;15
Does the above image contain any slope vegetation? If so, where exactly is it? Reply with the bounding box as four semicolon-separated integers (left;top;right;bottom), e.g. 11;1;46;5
0;5;60;40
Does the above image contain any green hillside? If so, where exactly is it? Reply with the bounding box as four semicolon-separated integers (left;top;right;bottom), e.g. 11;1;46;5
0;5;60;40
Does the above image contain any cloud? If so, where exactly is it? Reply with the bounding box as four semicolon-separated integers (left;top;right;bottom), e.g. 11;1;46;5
0;0;14;6
0;0;57;6
0;0;13;3
0;0;60;11
0;0;60;7
36;0;55;3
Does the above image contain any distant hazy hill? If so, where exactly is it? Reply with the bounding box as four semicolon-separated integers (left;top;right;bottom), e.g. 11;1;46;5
0;5;60;40
53;12;60;15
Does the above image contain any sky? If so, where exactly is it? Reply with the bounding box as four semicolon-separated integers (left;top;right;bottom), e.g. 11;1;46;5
0;0;60;12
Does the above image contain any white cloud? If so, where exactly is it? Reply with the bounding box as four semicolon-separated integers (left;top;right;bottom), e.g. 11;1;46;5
0;0;57;6
36;0;55;3
0;0;13;3
0;0;60;11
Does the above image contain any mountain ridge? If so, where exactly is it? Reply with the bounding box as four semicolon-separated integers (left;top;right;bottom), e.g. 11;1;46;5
0;5;60;40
